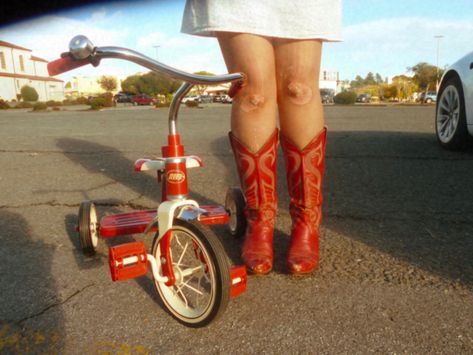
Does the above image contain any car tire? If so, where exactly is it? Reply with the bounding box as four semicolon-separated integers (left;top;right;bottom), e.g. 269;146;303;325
435;76;469;150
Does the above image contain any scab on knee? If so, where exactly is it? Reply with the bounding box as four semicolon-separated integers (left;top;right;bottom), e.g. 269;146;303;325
286;82;312;105
240;93;266;113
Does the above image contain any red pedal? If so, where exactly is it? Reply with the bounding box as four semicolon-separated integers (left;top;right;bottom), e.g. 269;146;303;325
230;265;247;298
109;241;148;281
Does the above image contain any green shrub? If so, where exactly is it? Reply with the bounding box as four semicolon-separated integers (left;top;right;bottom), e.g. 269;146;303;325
20;85;39;102
89;97;106;110
99;92;114;107
0;99;10;109
33;102;48;111
75;96;89;105
185;100;199;108
334;91;357;105
46;100;62;107
16;101;33;109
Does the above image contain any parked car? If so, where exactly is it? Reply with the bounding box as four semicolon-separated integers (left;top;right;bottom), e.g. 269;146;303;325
356;93;371;103
222;95;233;104
213;95;225;103
181;95;200;103
420;91;437;103
435;51;473;150
113;92;133;103
131;94;158;106
199;95;213;104
320;88;334;104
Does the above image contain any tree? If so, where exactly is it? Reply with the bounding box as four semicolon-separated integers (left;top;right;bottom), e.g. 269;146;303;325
193;71;215;95
380;84;398;100
121;72;181;96
350;72;385;89
97;76;117;92
392;75;418;101
350;75;365;89
375;73;384;85
365;72;376;85
408;62;443;91
20;85;38;101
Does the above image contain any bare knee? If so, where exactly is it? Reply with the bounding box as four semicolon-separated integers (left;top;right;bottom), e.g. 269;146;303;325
285;81;313;105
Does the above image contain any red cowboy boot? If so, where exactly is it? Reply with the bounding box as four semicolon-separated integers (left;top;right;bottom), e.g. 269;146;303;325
280;128;327;274
229;130;278;274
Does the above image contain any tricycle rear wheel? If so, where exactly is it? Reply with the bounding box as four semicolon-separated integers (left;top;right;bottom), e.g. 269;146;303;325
225;187;246;238
78;200;99;256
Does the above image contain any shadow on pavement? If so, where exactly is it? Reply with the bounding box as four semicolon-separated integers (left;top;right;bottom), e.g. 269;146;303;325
57;130;473;289
0;210;64;352
212;130;473;288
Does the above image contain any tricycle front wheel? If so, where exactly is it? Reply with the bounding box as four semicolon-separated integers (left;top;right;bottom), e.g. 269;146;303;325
152;219;230;327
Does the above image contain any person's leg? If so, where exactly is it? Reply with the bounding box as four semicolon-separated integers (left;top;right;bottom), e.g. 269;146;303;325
218;33;278;151
217;33;278;274
274;39;327;274
274;39;324;147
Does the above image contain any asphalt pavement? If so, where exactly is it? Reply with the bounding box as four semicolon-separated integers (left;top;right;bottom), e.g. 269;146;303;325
0;104;472;353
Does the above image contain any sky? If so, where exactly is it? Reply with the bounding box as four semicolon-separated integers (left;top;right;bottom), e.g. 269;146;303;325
1;0;473;83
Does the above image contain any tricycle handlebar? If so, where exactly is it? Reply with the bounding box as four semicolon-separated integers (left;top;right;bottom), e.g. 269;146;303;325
47;35;245;85
47;35;245;136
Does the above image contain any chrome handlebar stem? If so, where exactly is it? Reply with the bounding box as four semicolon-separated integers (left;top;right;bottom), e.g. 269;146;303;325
68;35;244;135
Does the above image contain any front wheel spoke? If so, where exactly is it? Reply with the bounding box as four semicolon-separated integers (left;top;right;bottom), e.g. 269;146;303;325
181;265;205;278
181;279;204;296
177;241;190;266
175;286;190;308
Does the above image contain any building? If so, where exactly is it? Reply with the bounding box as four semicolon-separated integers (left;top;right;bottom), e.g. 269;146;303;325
320;69;341;93
0;40;64;101
65;75;121;98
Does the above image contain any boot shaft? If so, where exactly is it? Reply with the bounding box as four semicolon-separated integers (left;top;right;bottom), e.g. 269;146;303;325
228;130;278;212
281;128;327;210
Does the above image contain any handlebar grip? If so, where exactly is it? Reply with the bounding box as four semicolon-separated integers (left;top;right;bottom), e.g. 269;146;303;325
47;53;92;76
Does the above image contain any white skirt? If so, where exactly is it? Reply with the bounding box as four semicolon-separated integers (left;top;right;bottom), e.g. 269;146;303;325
181;0;342;41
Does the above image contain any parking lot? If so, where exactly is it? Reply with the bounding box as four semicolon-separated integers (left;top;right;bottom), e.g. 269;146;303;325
1;104;472;353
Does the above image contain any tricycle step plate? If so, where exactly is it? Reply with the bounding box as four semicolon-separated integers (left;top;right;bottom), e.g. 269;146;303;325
99;205;229;237
100;210;156;237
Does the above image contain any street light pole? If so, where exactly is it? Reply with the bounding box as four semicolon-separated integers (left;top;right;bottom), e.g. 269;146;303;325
434;35;444;92
153;45;161;60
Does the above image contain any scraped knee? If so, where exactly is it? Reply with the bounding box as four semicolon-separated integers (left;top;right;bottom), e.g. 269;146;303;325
239;93;266;113
286;81;313;105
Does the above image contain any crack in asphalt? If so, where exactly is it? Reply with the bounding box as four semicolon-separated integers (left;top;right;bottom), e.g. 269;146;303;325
1;149;473;161
16;283;95;325
0;199;153;210
1;200;471;225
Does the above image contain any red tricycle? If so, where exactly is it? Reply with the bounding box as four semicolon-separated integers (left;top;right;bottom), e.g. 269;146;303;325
48;35;248;327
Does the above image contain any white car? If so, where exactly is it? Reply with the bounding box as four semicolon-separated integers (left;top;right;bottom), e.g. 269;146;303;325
435;51;473;150
181;95;200;103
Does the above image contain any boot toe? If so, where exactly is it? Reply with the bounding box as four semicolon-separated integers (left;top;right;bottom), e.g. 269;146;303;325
243;255;272;274
287;256;318;274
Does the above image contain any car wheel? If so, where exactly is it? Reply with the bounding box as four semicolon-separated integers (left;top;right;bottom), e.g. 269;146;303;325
435;77;469;150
